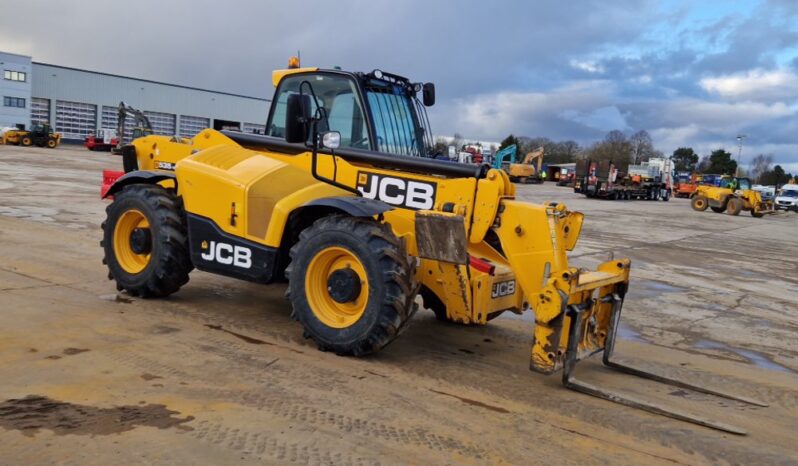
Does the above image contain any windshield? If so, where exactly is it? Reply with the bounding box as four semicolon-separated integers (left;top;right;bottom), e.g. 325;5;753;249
780;190;798;198
364;79;431;157
719;178;749;190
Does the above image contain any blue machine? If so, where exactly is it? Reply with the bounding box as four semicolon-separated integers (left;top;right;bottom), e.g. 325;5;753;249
492;144;517;170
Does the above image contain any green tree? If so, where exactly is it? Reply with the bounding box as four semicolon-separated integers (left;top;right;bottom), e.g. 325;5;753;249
759;165;793;186
546;140;581;164
499;134;520;151
703;149;737;175
671;147;698;172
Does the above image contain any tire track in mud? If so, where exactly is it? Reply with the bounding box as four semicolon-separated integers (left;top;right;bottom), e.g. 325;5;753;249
373;350;798;466
99;294;798;464
102;341;493;462
103;328;705;465
189;420;383;466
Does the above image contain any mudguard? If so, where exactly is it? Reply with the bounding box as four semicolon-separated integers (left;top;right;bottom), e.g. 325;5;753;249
302;196;393;217
102;170;177;199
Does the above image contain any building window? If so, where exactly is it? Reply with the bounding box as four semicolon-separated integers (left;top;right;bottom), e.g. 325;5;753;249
3;70;27;82
3;96;26;108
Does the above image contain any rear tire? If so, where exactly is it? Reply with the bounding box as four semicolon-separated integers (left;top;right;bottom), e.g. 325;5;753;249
21;136;32;146
286;215;418;356
101;184;192;298
691;195;709;211
47;138;57;148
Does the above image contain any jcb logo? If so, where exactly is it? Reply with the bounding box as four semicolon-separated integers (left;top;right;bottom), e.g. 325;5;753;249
357;172;436;210
200;240;252;269
491;280;516;299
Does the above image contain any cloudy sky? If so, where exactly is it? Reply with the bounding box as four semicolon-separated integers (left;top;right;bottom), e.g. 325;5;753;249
2;0;797;171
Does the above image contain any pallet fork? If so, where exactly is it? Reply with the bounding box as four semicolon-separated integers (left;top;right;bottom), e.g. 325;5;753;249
562;293;768;435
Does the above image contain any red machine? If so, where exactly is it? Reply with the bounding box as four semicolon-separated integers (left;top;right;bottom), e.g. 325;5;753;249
85;129;119;151
464;146;483;164
675;173;711;197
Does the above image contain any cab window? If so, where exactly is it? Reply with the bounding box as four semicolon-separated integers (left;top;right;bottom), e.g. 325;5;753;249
267;73;369;150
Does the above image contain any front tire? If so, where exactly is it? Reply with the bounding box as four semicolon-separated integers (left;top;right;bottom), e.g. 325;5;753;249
101;184;192;298
286;215;418;356
691;195;709;211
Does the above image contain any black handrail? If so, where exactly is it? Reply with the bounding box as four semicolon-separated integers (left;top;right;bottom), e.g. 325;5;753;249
222;131;488;179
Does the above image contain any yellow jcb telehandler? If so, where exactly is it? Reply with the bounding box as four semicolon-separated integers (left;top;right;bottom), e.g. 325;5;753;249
100;61;765;434
691;177;773;218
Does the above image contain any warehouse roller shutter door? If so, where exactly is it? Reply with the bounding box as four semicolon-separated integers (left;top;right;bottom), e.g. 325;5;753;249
30;98;50;126
144;111;176;136
101;105;139;143
243;122;266;135
55;100;97;139
179;115;209;138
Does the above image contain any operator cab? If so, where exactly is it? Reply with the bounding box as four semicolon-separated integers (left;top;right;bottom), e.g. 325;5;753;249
720;177;751;191
266;68;436;158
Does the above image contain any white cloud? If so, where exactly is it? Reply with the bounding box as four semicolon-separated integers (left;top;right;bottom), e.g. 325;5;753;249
648;125;702;151
623;98;792;134
570;59;605;73
440;80;617;140
700;68;798;101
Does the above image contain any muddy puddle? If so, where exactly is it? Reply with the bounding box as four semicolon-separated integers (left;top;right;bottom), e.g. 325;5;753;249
692;340;794;374
0;395;194;436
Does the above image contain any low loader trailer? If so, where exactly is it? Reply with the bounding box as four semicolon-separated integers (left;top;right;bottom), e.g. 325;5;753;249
574;159;672;201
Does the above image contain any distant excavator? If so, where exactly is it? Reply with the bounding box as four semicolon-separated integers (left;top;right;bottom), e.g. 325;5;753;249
114;102;153;150
493;145;545;184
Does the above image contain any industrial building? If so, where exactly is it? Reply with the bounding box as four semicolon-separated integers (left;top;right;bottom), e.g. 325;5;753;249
1;50;270;141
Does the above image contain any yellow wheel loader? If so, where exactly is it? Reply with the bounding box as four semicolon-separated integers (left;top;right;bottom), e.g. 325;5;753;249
691;177;773;218
101;61;765;434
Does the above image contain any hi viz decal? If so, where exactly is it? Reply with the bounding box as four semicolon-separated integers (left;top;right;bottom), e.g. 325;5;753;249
356;172;437;210
491;280;516;299
200;240;252;269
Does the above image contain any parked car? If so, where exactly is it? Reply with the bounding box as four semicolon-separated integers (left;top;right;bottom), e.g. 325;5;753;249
775;185;798;212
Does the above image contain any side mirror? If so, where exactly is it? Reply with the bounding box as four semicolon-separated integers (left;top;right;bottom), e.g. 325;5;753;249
423;83;435;106
285;93;311;143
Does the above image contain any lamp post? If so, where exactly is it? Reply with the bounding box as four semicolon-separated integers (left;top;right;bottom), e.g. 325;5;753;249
736;134;746;177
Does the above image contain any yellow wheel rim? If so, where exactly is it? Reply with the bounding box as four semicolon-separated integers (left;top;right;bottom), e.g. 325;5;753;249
113;209;151;274
305;246;369;328
22;137;32;146
47;139;56;148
